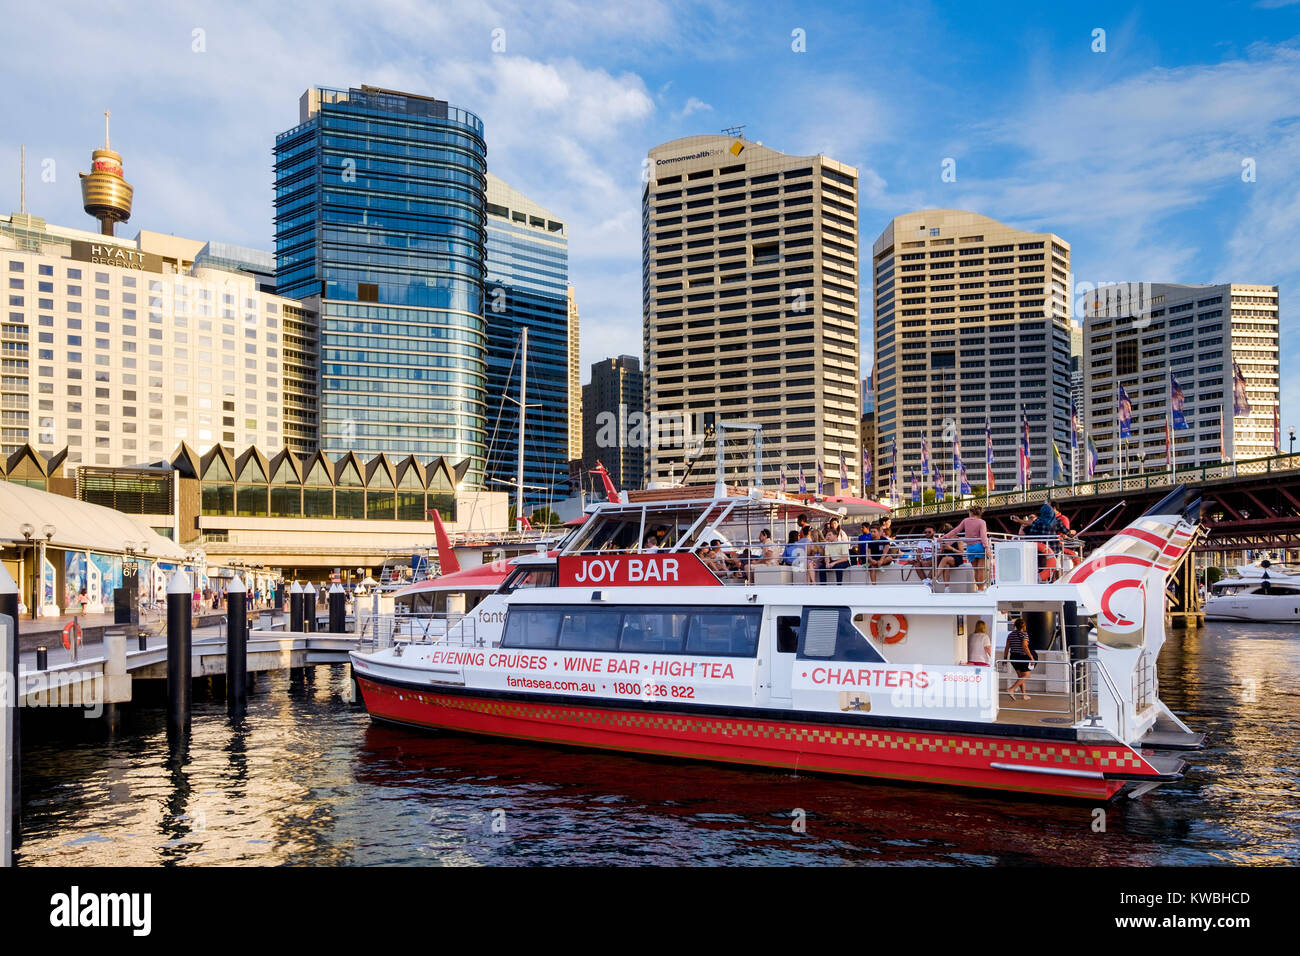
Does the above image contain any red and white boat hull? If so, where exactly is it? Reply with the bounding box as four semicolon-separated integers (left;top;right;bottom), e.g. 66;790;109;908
355;675;1174;800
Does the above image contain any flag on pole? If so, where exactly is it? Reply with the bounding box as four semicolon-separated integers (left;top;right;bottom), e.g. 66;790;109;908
921;435;930;477
839;450;849;490
890;438;898;502
1086;432;1099;477
1274;404;1282;453
1019;411;1031;488
952;439;964;482
1070;398;1080;449
1233;360;1251;416
910;469;920;503
1051;440;1065;485
798;465;807;494
1165;414;1173;468
816;458;824;495
985;418;995;493
1118;385;1133;439
959;459;971;496
935;468;946;502
1170;372;1190;430
1219;407;1227;460
862;447;872;490
780;466;787;494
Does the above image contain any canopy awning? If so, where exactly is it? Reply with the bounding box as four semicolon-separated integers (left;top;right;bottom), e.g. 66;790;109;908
0;480;187;559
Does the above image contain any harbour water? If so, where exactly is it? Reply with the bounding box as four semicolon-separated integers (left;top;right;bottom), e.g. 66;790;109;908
16;622;1300;866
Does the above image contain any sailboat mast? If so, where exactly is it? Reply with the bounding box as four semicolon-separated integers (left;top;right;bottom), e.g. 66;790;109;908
517;327;528;528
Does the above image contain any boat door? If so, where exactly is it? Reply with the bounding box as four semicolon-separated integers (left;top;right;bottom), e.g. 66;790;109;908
766;606;802;705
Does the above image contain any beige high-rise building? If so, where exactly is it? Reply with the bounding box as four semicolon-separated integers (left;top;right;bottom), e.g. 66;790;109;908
567;285;581;460
1083;282;1280;472
642;135;860;489
871;210;1072;499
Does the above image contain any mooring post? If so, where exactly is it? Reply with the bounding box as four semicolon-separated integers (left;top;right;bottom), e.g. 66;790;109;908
166;569;193;733
289;580;303;634
104;629;126;734
328;582;346;634
226;575;247;715
0;564;19;861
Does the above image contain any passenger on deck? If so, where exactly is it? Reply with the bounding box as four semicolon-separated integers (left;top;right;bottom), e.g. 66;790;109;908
854;521;873;566
642;533;661;552
824;518;852;583
754;529;780;566
966;619;992;666
867;519;898;582
806;528;826;584
944;505;991;589
1004;618;1036;700
781;529;804;566
909;526;937;581
935;525;967;589
712;538;745;581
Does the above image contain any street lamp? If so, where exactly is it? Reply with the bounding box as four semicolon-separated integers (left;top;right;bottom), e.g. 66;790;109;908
1289;426;1295;455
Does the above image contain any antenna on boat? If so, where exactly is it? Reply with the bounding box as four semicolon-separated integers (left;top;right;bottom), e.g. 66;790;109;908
714;421;764;496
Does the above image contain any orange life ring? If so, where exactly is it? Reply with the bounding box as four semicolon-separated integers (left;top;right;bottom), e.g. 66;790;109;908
61;620;83;650
869;613;908;644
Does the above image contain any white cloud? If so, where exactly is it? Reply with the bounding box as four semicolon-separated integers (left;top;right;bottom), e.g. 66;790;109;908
675;96;712;119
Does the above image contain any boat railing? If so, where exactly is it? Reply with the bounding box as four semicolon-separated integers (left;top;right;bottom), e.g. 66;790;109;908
358;612;481;651
564;533;1082;589
992;656;1125;737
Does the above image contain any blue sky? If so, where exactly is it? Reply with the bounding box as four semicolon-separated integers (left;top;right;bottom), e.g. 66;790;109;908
3;0;1297;415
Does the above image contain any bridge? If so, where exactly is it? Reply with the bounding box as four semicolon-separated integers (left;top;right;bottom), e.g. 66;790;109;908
889;451;1300;553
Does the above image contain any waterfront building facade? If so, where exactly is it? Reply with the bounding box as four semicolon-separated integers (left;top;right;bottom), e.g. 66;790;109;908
582;354;645;494
871;210;1072;499
274;86;489;478
642;135;861;490
482;173;572;510
1;212;317;468
1082;282;1281;472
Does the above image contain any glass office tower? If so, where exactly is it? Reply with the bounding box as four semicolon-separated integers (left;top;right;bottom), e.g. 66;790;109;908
483;173;571;512
273;86;488;483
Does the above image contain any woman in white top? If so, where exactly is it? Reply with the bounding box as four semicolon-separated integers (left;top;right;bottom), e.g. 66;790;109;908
966;619;992;666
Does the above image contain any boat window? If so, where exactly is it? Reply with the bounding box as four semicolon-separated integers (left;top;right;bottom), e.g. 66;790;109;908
684;610;760;656
503;567;556;592
558;608;623;651
620;610;690;654
776;616;800;654
1264;585;1299;596
502;605;761;657
501;607;563;648
797;608;885;663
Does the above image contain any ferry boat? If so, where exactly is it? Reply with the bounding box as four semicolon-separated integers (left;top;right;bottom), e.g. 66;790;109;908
350;484;1206;800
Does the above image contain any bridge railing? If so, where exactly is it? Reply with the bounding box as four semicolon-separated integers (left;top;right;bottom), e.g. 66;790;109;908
890;450;1300;519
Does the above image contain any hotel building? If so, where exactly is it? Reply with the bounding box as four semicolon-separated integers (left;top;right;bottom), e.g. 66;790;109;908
274;86;489;480
1;212;317;468
871;210;1072;498
642;135;860;490
482;173;572;509
1082;282;1281;471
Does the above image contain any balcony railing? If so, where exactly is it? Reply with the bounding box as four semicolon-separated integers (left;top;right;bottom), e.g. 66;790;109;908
890;450;1300;519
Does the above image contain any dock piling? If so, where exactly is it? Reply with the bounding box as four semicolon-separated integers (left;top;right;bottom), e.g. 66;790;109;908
226;575;248;715
289;581;303;634
1;564;19;861
328;582;346;634
166;569;193;733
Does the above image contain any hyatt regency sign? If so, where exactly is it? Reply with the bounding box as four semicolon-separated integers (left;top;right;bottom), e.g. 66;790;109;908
70;240;164;273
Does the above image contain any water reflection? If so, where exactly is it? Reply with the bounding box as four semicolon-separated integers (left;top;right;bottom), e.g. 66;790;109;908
16;622;1300;866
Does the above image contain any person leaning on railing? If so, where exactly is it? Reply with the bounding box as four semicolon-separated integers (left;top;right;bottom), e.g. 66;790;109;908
943;505;991;589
